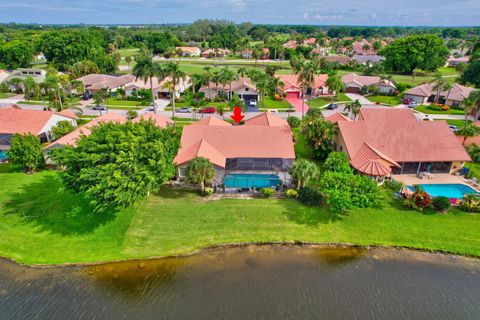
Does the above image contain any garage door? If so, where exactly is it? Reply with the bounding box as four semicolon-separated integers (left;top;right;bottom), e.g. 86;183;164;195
346;87;361;93
286;91;300;99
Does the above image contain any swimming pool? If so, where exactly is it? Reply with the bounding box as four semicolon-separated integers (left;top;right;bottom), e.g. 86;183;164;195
418;184;477;199
224;174;281;189
0;150;7;162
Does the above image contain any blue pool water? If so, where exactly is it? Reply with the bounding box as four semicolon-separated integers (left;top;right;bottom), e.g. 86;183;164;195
418;184;477;199
0;150;7;161
224;174;281;189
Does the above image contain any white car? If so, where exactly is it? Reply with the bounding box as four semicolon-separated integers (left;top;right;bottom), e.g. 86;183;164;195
249;100;257;106
408;102;418;108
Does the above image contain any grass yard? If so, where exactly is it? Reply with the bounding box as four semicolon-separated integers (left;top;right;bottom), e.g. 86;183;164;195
263;97;291;109
106;98;143;106
414;104;465;115
367;95;402;106
0;164;479;265
0;92;13;99
307;93;352;108
465;162;480;180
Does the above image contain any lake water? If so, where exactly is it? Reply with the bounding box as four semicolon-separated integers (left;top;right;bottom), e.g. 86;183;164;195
0;246;479;320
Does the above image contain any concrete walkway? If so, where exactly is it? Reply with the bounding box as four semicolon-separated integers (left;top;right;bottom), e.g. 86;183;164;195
344;93;373;105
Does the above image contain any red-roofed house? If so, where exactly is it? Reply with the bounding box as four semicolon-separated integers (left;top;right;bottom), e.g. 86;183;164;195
404;83;476;107
335;108;470;177
325;112;350;124
244;113;289;127
342;73;396;94
176;46;201;57
0;107;77;149
275;74;332;98
174;115;295;189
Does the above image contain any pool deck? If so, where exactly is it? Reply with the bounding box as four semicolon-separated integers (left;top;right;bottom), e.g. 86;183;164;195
392;174;480;192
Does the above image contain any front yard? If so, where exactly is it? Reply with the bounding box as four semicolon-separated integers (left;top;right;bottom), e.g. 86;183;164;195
414;104;465;115
367;95;402;106
307;93;352;108
0;164;479;265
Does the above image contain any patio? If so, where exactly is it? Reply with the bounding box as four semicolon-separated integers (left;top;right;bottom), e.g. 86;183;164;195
392;174;480;192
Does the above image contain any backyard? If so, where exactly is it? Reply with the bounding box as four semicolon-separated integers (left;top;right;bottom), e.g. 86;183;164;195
1;158;480;266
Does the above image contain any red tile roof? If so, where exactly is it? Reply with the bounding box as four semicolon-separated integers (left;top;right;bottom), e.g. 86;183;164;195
325;112;351;124
338;108;470;175
276;74;328;92
405;83;475;101
174;116;295;167
132;113;174;127
342;73;395;88
0;108;74;135
350;143;400;176
244;113;289;127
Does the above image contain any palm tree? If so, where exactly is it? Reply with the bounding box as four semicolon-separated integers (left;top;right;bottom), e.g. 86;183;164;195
466;91;480;121
456;123;480;145
252;73;270;109
202;66;213;98
190;73;203;95
132;56;164;113
325;72;344;99
344;99;362;120
291;159;319;189
186;157;215;194
22;76;36;101
44;69;64;111
237;67;248;78
164;62;187;119
463;98;474;126
297;60;319;119
125;56;132;69
431;73;448;104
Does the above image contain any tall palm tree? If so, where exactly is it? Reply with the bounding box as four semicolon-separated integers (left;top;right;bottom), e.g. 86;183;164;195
190;73;203;95
164;62;187;119
344;99;362;120
431;73;448;104
237;67;248;78
465;91;480;123
297;60;319;119
132;56;164;113
291;159;319;189
325;72;344;99
202;66;213;98
22;76;36;101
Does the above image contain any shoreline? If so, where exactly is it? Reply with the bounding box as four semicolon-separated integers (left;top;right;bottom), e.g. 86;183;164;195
2;241;480;269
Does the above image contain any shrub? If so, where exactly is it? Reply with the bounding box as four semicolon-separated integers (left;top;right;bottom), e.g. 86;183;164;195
287;116;301;128
431;196;451;212
260;188;275;198
383;180;403;192
323;152;353;174
404;189;431;211
284;189;298;198
8;133;44;173
298;187;323;206
395;83;408;93
203;187;214;196
461;194;480;213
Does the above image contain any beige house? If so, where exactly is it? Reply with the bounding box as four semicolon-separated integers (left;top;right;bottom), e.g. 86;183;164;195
124;76;191;99
199;77;258;101
404;83;476;107
342;73;396;94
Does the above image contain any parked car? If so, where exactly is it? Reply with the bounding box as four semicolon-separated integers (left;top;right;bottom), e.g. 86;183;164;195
249;100;257;106
92;104;107;111
82;93;93;100
402;98;413;105
199;107;216;114
326;103;338;110
267;109;278;113
408;102;418;108
177;107;192;113
449;125;459;132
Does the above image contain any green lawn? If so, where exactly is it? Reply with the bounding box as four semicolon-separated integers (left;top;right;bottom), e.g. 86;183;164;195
263;97;291;109
367;95;402;106
117;48;140;57
0;164;479;265
106;98;142;106
465;162;480;179
414;104;465;115
0;92;13;99
307;93;352;108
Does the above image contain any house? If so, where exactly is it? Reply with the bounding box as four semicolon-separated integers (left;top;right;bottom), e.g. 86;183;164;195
275;74;332;98
44;112;173;150
173;115;295;189
199;77;258;101
447;56;470;67
282;40;298;49
303;38;317;46
244;112;289;127
4;68;47;90
341;73;396;94
352;40;377;56
404;83;476;107
201;48;230;59
241;49;253;59
324;55;351;65
78;74;135;94
124;76;191;99
176;47;201;57
352;54;385;66
331;108;470;177
0;106;77;149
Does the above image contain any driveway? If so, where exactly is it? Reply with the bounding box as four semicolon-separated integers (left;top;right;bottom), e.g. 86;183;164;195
285;97;309;114
344;93;373;105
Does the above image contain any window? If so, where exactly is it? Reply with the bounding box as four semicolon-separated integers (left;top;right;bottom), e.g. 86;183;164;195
178;167;187;177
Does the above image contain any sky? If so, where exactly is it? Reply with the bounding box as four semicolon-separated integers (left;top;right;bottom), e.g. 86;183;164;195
0;0;479;26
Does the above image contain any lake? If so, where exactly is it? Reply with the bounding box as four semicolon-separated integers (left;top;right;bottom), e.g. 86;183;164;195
0;246;479;320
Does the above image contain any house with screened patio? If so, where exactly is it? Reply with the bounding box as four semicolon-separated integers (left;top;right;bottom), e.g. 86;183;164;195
328;108;471;179
173;114;295;190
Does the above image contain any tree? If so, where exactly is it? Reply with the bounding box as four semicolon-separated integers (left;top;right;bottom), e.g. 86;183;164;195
379;34;449;73
55;120;180;211
319;171;381;212
325;72;344;98
291;159;319;189
0;39;34;69
164;62;186;119
52;120;75;140
22;76;36;101
459;51;480;87
301;114;338;160
297;60;319;119
132;56;165;113
93;88;109;113
457;123;480;145
125;56;132;69
323;152;353;174
466;143;480;162
186;157;215;193
430;74;449;104
69;60;100;79
463;91;480;124
344;99;362;119
8;133;44;173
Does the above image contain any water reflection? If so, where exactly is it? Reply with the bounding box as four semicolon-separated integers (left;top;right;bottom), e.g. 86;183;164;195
0;247;479;320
